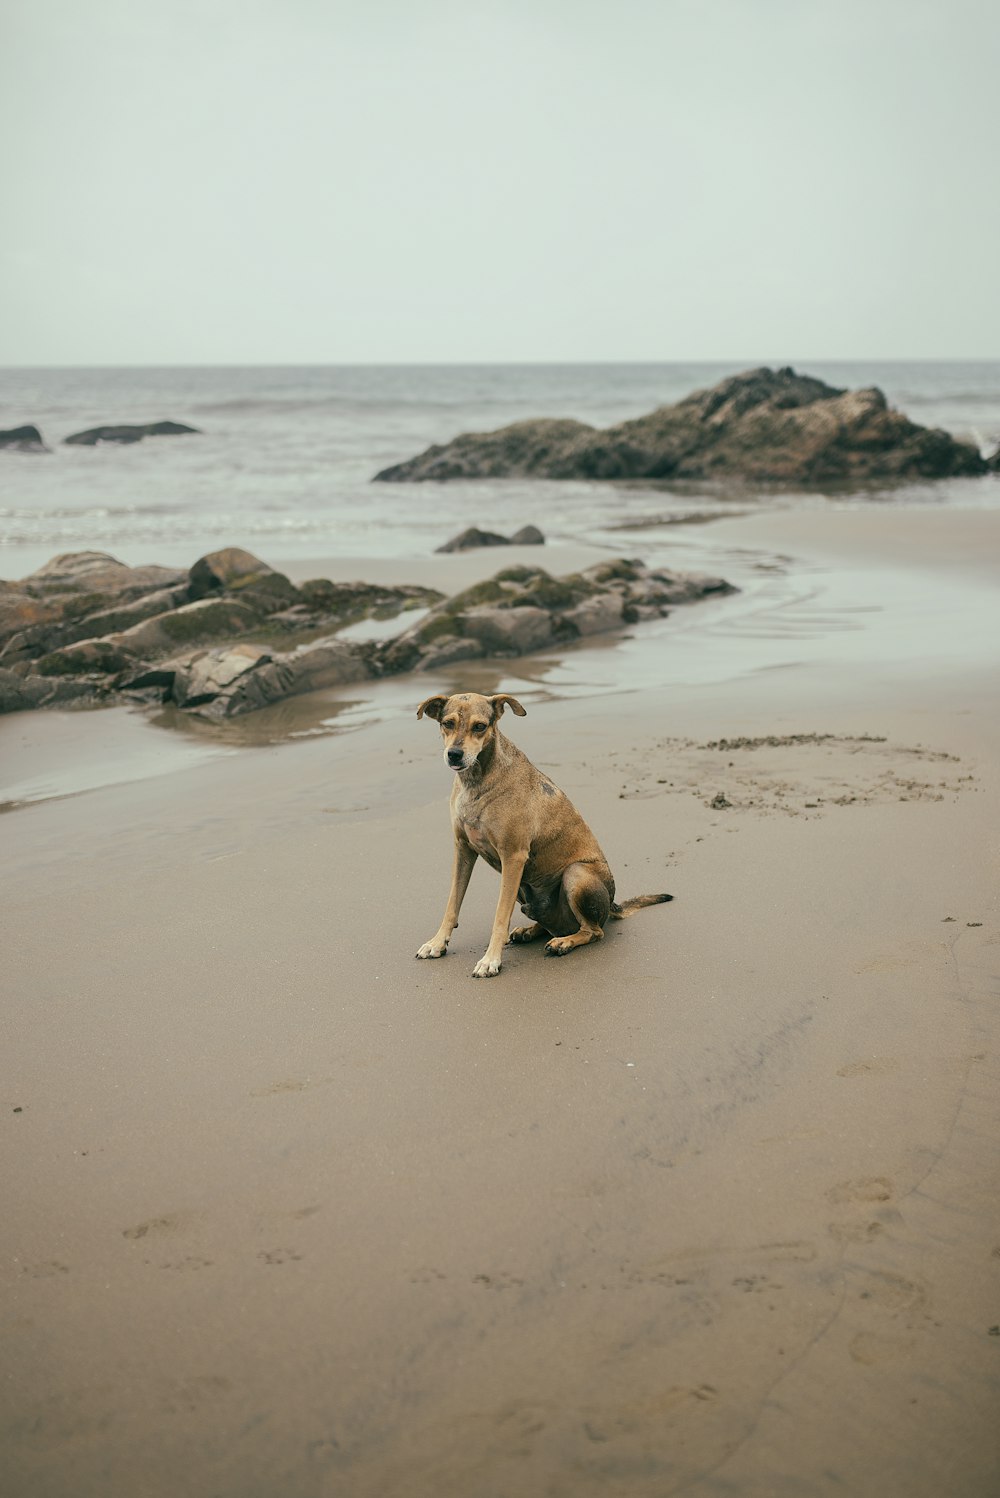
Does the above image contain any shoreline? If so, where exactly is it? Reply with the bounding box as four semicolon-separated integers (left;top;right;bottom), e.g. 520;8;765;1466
2;507;999;814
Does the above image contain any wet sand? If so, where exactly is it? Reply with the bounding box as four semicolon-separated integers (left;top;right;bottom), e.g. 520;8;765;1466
3;507;1000;1496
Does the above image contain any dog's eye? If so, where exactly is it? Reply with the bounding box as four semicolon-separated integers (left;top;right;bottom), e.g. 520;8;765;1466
472;723;487;734
442;719;456;730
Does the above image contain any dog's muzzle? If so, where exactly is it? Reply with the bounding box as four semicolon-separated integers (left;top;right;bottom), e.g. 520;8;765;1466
446;748;465;769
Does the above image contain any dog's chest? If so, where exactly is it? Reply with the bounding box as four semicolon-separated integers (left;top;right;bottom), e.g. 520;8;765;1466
460;817;500;865
453;791;501;865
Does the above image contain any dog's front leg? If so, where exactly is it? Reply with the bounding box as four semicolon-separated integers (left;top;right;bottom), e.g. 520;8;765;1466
416;837;478;959
472;849;528;978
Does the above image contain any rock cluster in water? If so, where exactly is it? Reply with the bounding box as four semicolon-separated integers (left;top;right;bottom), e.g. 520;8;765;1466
374;366;991;485
0;548;734;720
63;421;201;446
0;420;200;450
0;425;49;453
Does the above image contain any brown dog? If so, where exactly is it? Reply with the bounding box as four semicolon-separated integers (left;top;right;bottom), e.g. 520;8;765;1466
415;691;671;977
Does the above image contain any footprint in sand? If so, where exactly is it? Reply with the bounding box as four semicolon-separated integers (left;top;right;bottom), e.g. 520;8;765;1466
582;1385;719;1442
856;1269;927;1314
161;1374;232;1414
826;1177;894;1205
257;1247;303;1266
829;1220;886;1244
849;1331;915;1365
21;1260;70;1278
122;1213;191;1241
836;1057;900;1078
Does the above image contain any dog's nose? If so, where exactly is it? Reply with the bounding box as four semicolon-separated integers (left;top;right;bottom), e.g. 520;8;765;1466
447;748;464;766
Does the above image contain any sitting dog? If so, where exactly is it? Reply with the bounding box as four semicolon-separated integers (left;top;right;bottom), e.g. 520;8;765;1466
415;691;671;977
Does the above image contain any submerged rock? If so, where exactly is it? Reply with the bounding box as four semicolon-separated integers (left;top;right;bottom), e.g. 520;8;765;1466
374;367;989;485
0;424;48;453
63;421;201;446
435;524;545;552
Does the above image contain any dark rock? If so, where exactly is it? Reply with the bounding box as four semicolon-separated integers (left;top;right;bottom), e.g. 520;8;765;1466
435;524;546;552
376;557;735;675
20;551;187;598
374;367;988;485
108;596;262;655
0;666;107;712
0;591;65;658
0;425;48;453
0;668;51;713
57;586;190;646
187;547;295;608
63;421;201;446
458;605;555;656
436;527;513;553
294;577;442;621
0;547;446;709
176;639;372;719
383;419;587;483
34;639;138;677
0;554;190;664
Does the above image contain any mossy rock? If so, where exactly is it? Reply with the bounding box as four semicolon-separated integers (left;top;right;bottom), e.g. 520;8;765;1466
493;565;549;585
584;559;642;585
156;599;259;644
57;591;115;620
413;611;464;645
505;578;586;611
437;577;509;614
237;573;299;605
35;639;135;676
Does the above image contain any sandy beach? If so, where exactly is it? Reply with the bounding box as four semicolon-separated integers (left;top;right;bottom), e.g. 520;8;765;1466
3;505;999;1496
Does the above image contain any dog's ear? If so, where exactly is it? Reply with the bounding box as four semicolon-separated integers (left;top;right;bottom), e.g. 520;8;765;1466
416;695;448;721
489;694;527;720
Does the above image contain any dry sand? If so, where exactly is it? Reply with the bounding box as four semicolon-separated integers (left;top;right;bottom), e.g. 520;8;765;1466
2;506;999;1497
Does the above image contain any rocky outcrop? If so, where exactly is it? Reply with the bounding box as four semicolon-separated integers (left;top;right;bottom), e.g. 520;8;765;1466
0;425;48;453
375;558;735;675
63;421;201;446
0;548;441;715
0;548;734;719
168;640;372;719
374;367;990;485
435;524;545;552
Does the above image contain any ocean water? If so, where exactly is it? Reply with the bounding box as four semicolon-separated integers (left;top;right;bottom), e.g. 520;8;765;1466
1;361;999;578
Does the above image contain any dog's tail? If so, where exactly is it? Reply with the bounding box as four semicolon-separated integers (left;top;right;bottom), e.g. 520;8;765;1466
609;892;673;920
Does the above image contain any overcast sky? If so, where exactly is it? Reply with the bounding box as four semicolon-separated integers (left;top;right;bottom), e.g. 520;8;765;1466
2;0;997;365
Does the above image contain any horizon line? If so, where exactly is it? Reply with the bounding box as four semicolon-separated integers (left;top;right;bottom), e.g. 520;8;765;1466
3;355;1000;373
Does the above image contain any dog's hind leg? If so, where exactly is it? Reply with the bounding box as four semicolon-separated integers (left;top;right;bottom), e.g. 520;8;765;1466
544;863;611;958
508;922;549;944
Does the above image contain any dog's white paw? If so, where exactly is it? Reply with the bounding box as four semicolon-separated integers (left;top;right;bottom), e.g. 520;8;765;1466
472;954;502;978
416;939;448;959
